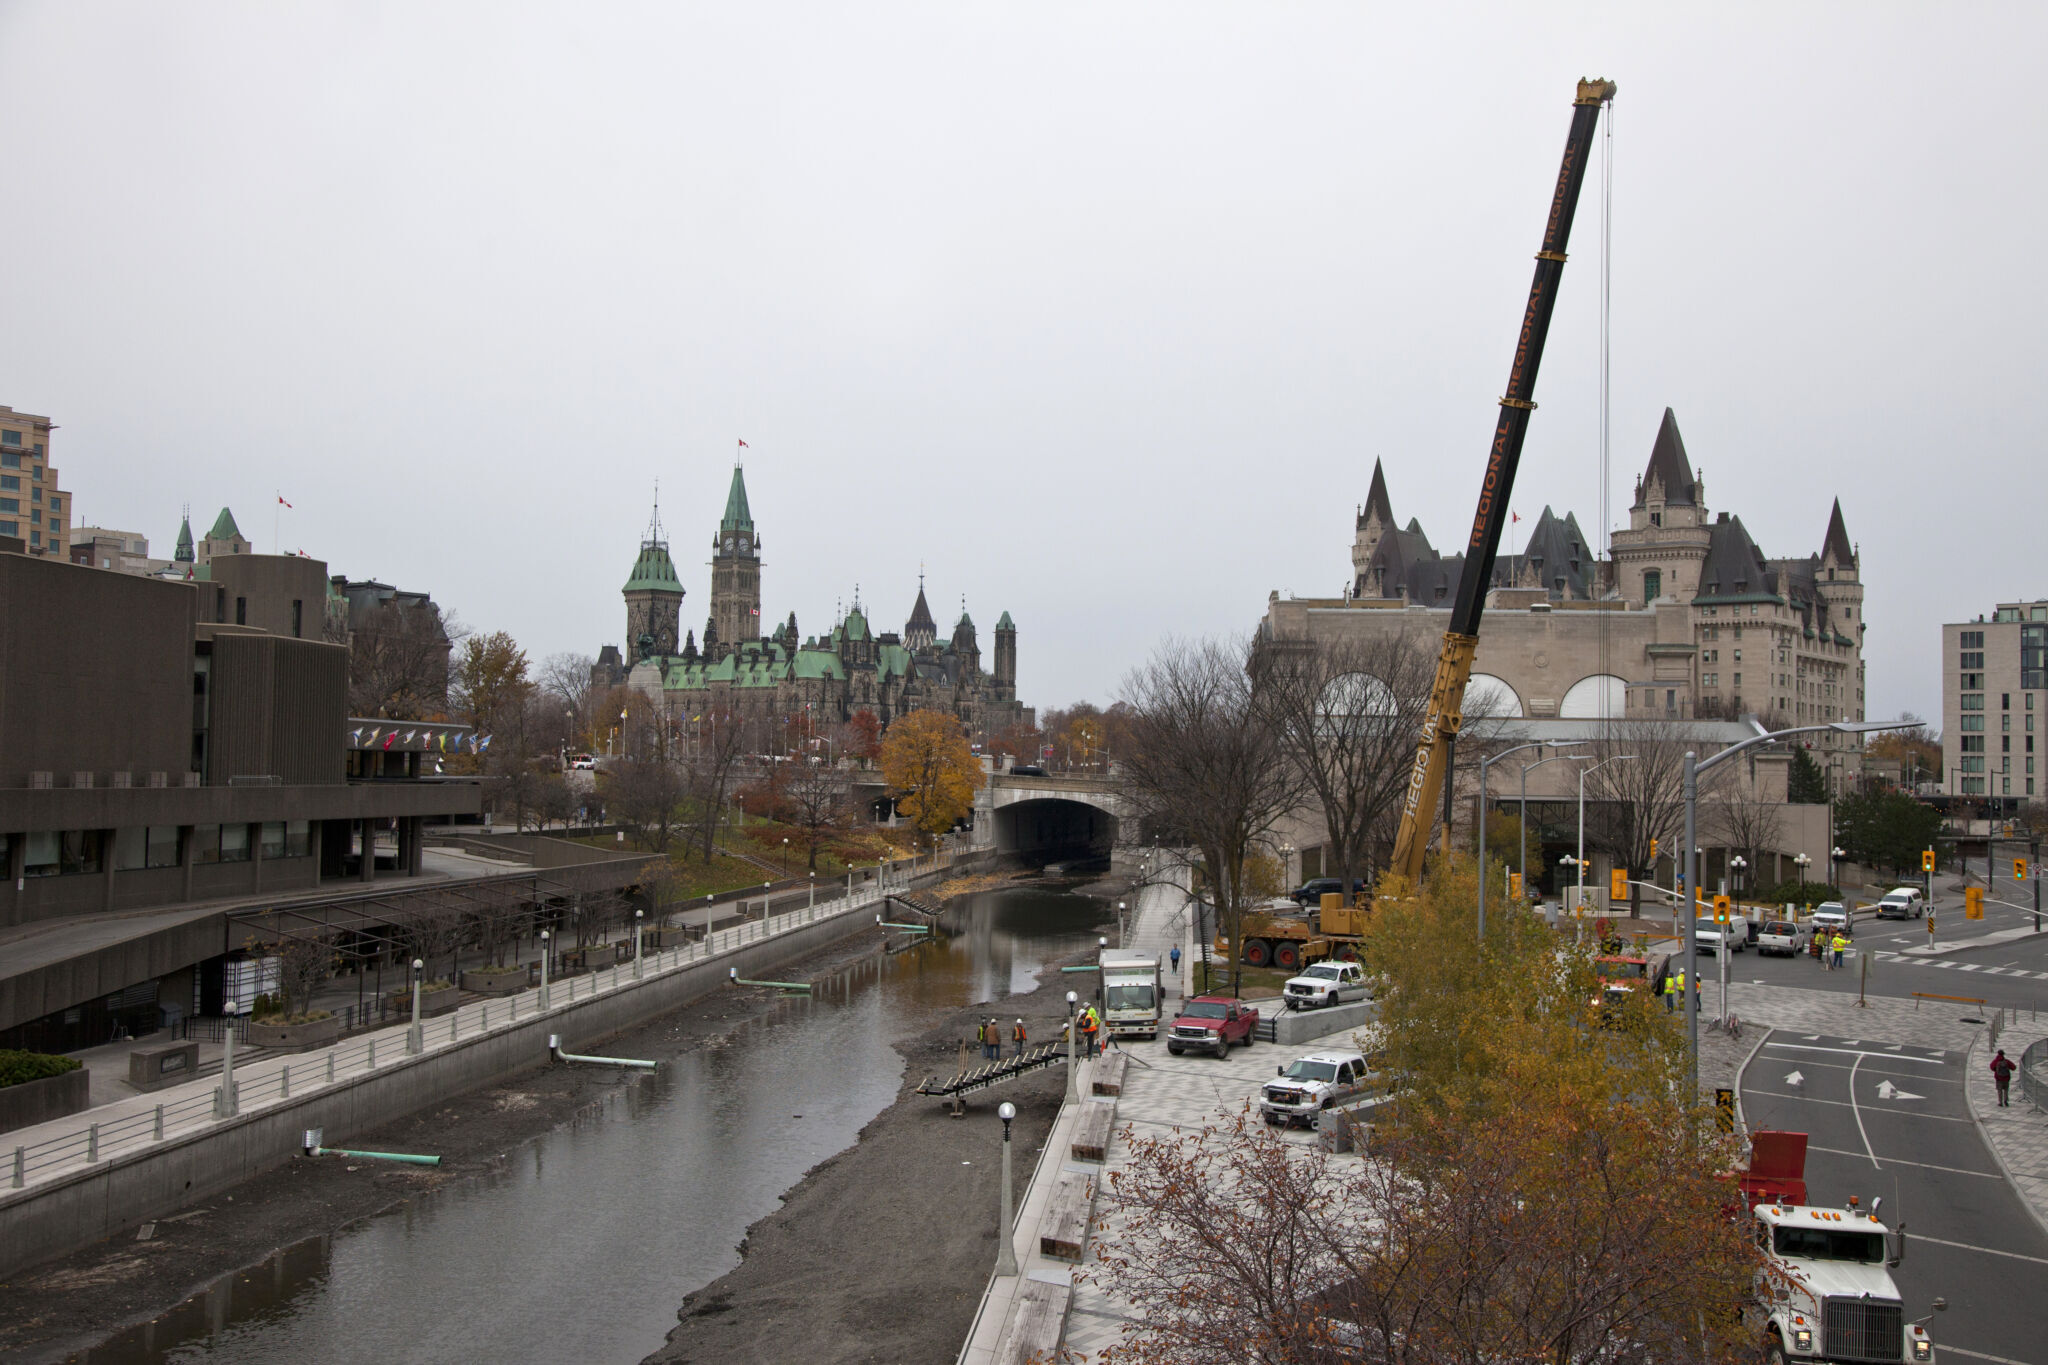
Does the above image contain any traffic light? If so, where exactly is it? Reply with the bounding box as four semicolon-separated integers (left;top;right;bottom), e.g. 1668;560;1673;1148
1650;837;1660;860
1610;868;1629;901
1964;886;1985;920
1922;849;1937;873
2017;857;2030;882
1713;894;1732;924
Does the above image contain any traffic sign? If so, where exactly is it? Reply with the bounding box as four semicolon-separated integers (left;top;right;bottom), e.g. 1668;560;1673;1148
1509;871;1523;899
1922;848;1937;872
1964;886;1985;920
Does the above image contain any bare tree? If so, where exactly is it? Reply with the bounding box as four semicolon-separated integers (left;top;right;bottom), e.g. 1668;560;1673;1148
1580;720;1702;915
1252;630;1445;893
1119;638;1304;992
1708;774;1783;898
256;934;337;1020
682;708;753;863
536;650;596;743
785;759;853;871
345;598;461;719
404;898;470;985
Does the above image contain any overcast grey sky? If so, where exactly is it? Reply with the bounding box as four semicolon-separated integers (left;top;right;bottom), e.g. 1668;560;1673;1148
4;3;2041;723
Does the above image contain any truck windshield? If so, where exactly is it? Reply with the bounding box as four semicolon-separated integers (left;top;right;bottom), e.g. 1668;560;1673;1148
1695;921;1722;935
1181;1002;1228;1019
1304;964;1344;980
1773;1226;1886;1262
1105;984;1154;1011
1281;1060;1340;1082
1594;961;1646;980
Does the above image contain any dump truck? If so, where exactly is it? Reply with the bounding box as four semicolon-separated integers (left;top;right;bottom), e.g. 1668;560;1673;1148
1740;1129;1944;1363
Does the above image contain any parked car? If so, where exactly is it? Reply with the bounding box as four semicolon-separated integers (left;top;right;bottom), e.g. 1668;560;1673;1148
1260;1050;1369;1127
1290;878;1366;907
568;753;596;770
1009;764;1048;777
1693;918;1744;954
1282;960;1371;1010
1875;886;1926;919
1166;996;1259;1058
1756;920;1804;956
1808;902;1851;935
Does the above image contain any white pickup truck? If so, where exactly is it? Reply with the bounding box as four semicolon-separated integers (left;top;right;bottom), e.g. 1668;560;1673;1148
1260;1050;1370;1127
1281;960;1370;1010
1693;918;1745;954
1756;919;1804;957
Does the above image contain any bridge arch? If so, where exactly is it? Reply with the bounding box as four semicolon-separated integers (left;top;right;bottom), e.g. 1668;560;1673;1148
990;796;1120;862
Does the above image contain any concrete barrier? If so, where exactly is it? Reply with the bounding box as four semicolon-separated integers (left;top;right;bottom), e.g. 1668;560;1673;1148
0;887;913;1279
1269;998;1378;1048
0;1067;90;1136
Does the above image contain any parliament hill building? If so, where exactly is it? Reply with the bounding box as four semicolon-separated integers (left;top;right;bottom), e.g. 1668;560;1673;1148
596;463;1031;743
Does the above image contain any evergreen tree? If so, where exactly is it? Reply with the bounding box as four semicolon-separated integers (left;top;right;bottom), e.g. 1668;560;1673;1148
1788;746;1829;804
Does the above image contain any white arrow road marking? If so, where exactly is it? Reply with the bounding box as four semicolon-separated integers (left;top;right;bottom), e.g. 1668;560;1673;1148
1803;1034;1821;1040
1876;1080;1924;1101
1885;1044;1903;1051
1784;1070;1804;1088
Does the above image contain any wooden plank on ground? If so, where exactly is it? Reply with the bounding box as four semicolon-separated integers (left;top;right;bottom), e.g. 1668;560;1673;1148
1092;1050;1129;1097
1038;1170;1094;1262
1069;1100;1115;1163
999;1279;1072;1365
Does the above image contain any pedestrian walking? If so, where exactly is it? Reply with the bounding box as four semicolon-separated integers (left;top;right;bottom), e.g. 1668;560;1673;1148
1169;944;1181;977
1991;1049;2017;1107
1012;1018;1028;1058
981;1018;999;1061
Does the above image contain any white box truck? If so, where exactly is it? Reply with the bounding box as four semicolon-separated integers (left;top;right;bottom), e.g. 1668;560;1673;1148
1099;951;1162;1040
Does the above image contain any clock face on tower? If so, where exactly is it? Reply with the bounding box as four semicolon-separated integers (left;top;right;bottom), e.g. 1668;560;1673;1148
739;536;750;554
723;536;735;552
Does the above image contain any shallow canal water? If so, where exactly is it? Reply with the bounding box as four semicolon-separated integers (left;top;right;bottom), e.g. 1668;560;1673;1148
81;886;1107;1364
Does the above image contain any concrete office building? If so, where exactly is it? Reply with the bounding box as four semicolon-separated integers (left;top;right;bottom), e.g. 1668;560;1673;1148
0;405;68;560
0;549;483;1053
1941;598;2048;803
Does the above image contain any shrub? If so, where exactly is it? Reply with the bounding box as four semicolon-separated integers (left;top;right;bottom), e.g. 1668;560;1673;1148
1755;880;1841;910
0;1049;84;1089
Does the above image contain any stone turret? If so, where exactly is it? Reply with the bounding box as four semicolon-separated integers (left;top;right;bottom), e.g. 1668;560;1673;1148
622;494;684;660
993;610;1017;691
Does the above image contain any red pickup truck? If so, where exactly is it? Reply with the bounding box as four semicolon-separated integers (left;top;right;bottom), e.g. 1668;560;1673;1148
1166;995;1259;1058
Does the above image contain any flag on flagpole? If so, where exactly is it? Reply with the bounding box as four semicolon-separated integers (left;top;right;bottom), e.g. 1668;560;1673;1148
277;495;293;508
350;727;363;744
737;438;748;448
479;735;492;752
382;732;397;750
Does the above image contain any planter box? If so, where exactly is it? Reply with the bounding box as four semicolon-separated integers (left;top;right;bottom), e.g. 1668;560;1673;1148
462;967;532;996
642;926;696;949
385;986;460;1018
246;1015;342;1053
0;1067;90;1136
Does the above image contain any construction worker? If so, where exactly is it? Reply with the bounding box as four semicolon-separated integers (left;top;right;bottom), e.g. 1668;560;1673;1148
1012;1018;1028;1058
1662;969;1677;1012
1830;932;1850;971
1079;1005;1099;1056
981;1018;999;1061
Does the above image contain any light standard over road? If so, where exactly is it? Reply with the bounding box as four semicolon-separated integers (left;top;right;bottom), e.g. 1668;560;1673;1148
1680;718;1916;1095
1477;740;1582;941
1575;754;1637;916
1516;747;1586;907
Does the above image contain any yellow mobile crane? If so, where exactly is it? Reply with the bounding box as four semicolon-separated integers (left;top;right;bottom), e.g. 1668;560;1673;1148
1385;78;1617;885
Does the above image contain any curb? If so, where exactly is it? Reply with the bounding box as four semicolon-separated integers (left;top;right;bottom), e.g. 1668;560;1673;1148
1961;1025;2048;1247
1732;1025;1773;1140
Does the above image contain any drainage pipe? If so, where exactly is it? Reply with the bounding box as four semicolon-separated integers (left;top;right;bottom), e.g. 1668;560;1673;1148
548;1034;660;1069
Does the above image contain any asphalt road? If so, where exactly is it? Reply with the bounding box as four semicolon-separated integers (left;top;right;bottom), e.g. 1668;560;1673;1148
1741;1030;2048;1365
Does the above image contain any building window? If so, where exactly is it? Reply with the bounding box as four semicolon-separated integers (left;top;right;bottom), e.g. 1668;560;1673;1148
23;831;59;877
0;476;15;491
57;830;104;875
291;599;303;638
1962;694;1984;710
260;822;287;859
148;826;180;868
1734;673;1742;687
0;520;15;537
0;430;18;446
1960;651;1983;668
114;827;148;871
1962;714;1984;731
48;497;60;514
2003;777;2011;794
2004;714;2012;731
1961;757;1985;773
2002;735;2011;751
2004;693;2012;710
1961;736;1983;752
1960;673;1983;690
220;823;251;863
1643;570;1661;603
0;499;14;515
0;452;15;470
235;596;247;625
1962;630;1985;648
192;825;221;864
286;819;311;858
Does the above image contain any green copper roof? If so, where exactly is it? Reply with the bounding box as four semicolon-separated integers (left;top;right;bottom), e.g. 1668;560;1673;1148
793;648;846;681
720;465;753;532
843;607;870;642
995;610;1014;630
877;643;912;678
174;516;195;562
624;541;682;592
207;507;242;541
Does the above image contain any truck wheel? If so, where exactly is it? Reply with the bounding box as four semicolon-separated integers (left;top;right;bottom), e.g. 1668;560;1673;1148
1334;945;1360;962
1762;1333;1786;1365
1242;939;1271;968
1272;942;1301;971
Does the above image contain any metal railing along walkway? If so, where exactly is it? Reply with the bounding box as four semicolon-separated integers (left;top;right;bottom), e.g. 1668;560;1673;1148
914;1042;1068;1098
4;863;949;1194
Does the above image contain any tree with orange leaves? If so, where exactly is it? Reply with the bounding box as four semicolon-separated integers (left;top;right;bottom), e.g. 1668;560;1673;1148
879;709;984;835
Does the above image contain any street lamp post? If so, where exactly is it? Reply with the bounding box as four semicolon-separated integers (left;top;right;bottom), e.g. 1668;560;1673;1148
1478;741;1580;942
782;837;789;877
1064;990;1080;1103
1681;718;1917;1096
633;908;645;980
1117;902;1127;947
1829;846;1843;894
1794;852;1812;905
539;929;551;1010
407;958;424;1055
1576;755;1637;918
995;1100;1020;1277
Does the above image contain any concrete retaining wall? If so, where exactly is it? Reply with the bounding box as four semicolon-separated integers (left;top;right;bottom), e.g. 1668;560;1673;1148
0;1067;90;1136
0;886;920;1279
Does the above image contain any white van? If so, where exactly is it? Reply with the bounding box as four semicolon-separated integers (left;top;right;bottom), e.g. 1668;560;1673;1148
1875;886;1925;920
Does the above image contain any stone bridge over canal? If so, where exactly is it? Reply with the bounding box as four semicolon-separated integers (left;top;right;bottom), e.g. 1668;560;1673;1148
974;773;1125;862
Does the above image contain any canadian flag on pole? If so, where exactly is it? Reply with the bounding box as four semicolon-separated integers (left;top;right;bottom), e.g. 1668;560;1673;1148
1511;511;1521;524
277;495;293;508
737;438;749;449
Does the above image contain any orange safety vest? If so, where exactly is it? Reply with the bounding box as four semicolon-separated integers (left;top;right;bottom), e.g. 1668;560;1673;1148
1013;1022;1027;1043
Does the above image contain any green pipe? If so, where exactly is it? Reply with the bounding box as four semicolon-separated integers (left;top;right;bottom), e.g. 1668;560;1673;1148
727;967;812;992
1059;965;1101;972
311;1146;442;1166
877;921;931;933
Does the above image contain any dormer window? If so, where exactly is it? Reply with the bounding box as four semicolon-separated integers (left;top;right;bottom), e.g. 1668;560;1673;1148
1650;512;1662;527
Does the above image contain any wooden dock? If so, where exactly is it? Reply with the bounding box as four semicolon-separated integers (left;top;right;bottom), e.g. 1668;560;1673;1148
912;1042;1067;1098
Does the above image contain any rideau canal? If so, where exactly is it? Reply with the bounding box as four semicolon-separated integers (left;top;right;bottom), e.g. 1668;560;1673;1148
78;886;1108;1364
